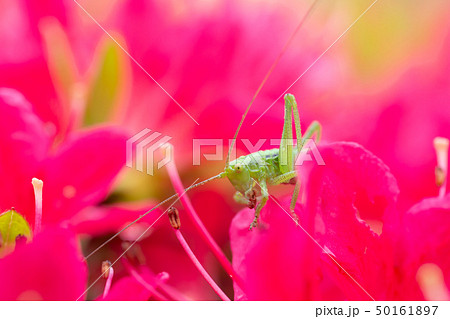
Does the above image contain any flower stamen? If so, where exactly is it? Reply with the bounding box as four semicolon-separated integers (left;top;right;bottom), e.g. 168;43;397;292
168;208;231;301
123;259;170;301
122;257;189;301
166;160;245;290
168;207;181;229
102;260;114;299
31;178;43;234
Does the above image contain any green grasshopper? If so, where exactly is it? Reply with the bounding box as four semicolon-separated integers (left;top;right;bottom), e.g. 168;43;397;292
223;93;321;229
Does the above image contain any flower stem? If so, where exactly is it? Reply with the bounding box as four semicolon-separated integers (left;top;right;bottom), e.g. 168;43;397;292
31;178;43;234
166;160;245;290
175;229;230;301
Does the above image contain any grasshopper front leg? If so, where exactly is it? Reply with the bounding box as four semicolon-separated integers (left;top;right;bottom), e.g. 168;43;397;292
249;179;268;230
233;190;257;209
233;191;249;205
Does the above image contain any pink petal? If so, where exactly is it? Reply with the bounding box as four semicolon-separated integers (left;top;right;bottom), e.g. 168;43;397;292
0;0;62;134
42;127;127;224
98;264;172;301
230;198;343;300
0;88;50;222
297;142;399;300
24;0;68;30
393;194;450;300
71;201;163;237
0;227;87;300
98;276;153;301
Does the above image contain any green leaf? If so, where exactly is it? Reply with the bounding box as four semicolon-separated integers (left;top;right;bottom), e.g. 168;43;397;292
83;35;130;126
0;209;32;257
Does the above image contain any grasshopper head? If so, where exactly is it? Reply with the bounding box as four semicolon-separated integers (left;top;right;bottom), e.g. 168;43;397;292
225;159;252;194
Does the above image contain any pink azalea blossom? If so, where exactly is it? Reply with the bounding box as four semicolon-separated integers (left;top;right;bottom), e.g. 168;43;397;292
71;202;162;237
99;275;154;301
0;0;66;132
297;142;399;300
0;88;161;300
230;142;449;300
0;88;127;229
230;199;345;300
393;194;450;300
0;227;87;300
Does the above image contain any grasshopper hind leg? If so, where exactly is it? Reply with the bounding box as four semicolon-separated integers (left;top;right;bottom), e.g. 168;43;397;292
271;171;301;225
301;120;322;145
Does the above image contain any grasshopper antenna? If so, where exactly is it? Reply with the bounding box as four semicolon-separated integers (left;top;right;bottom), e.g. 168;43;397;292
225;0;321;167
83;172;226;261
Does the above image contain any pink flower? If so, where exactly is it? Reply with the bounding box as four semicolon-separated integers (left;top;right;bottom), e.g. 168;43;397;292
71;202;163;237
0;88;50;221
297;142;400;300
0;88;127;230
0;227;87;300
393;194;450;300
230;199;344;300
298;143;449;300
0;0;65;132
230;142;449;300
230;142;399;300
99;276;153;301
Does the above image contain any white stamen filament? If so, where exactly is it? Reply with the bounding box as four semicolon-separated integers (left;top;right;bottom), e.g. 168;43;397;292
31;178;43;234
433;137;449;198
